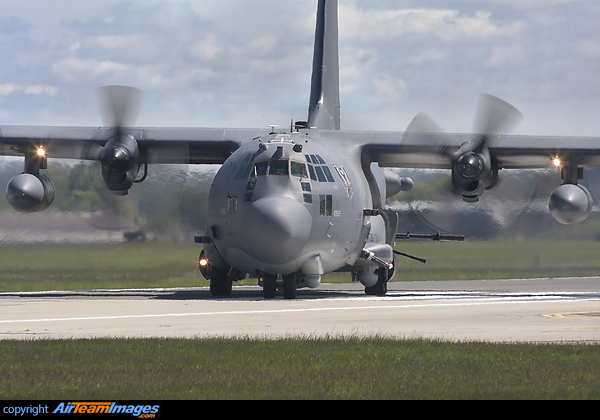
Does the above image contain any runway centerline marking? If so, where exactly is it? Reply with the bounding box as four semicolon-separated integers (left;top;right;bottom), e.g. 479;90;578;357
1;297;597;325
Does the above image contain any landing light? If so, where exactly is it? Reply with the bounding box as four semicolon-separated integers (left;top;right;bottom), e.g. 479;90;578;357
553;158;561;167
37;148;46;157
199;258;209;267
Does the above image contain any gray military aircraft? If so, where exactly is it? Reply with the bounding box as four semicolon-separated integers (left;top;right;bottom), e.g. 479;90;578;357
1;0;599;299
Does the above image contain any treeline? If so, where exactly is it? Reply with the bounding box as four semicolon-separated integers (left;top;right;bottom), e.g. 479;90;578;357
0;158;216;239
387;168;565;203
2;158;599;240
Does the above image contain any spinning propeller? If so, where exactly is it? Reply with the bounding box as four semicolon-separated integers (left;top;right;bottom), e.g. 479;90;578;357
96;85;143;196
444;94;523;202
399;94;544;236
93;86;191;231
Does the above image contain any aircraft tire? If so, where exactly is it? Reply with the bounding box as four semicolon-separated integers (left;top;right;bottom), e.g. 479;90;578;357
364;268;388;296
209;267;233;296
283;273;297;299
263;274;277;299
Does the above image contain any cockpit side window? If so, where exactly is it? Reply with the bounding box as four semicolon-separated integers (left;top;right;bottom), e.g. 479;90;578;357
314;166;327;182
241;164;253;179
229;154;260;181
254;161;268;176
291;161;309;178
306;154;326;165
239;153;253;163
319;194;332;216
229;163;251;181
307;165;317;181
304;154;335;183
322;166;335;182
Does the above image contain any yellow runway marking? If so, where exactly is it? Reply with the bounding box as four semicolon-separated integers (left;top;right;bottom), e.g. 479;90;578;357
542;311;600;319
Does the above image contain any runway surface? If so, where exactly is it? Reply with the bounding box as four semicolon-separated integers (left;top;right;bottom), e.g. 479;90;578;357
1;277;599;343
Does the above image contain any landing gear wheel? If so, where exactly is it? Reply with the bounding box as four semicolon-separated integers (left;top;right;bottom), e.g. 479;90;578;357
283;273;297;300
365;268;388;296
209;267;232;297
263;273;277;299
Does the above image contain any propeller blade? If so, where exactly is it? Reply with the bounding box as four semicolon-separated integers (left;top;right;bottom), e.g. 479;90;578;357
473;94;523;138
97;85;143;128
401;112;451;159
405;112;444;135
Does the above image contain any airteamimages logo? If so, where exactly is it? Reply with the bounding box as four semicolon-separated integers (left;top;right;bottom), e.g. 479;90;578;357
52;402;160;418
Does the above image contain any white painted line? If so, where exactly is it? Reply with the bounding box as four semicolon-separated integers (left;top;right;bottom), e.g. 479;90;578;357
0;297;598;325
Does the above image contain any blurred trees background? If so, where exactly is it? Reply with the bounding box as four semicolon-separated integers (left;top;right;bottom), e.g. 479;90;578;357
1;157;600;241
0;157;215;240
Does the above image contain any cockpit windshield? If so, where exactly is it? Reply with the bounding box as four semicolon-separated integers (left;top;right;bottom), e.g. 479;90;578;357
269;160;289;176
231;155;335;183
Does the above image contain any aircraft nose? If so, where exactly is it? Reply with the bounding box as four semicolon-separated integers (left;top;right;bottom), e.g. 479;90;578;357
245;196;312;265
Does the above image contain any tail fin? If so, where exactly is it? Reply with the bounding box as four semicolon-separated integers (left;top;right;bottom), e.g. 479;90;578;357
307;0;340;130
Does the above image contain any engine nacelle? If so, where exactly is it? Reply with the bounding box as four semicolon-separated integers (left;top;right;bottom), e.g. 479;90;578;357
6;173;55;213
452;141;498;203
100;134;140;195
549;184;593;225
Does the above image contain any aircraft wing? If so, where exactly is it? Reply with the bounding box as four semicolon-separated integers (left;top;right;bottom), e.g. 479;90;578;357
0;125;268;164
323;130;600;170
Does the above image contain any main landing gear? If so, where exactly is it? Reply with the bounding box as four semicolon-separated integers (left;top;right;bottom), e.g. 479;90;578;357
364;267;388;296
199;249;233;297
208;266;233;297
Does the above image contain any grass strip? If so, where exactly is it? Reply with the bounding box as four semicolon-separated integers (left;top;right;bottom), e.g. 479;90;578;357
1;239;600;292
1;337;599;400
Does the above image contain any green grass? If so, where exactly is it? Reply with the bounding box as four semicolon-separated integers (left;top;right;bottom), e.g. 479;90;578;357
1;337;598;400
2;241;599;400
1;239;600;292
0;242;206;292
392;238;600;281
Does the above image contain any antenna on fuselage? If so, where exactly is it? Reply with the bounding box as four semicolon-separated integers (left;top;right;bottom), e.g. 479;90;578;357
294;121;309;131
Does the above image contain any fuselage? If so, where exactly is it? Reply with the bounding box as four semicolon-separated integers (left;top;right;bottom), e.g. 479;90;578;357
204;131;372;279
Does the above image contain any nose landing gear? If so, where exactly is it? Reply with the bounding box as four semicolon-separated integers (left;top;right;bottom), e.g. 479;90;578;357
262;273;298;299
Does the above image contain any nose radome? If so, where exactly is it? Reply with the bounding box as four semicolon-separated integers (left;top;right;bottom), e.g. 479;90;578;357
245;196;312;265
